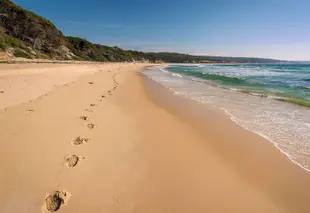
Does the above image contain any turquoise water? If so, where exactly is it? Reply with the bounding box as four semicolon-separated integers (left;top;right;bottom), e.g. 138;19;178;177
143;64;310;172
167;64;310;107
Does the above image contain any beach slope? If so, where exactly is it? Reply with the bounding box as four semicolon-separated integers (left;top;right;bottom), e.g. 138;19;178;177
0;63;309;213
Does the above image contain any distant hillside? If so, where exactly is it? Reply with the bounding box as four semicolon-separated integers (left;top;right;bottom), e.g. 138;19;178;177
0;0;287;64
0;0;155;62
65;36;155;62
0;0;66;59
146;52;285;64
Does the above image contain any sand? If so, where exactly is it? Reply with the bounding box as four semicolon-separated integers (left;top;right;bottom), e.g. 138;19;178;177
0;63;310;213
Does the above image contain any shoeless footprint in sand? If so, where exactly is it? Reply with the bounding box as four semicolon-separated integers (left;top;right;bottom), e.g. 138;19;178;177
72;136;90;145
44;117;90;211
44;111;91;211
87;123;95;129
64;154;85;168
44;191;71;212
85;105;96;112
79;116;89;121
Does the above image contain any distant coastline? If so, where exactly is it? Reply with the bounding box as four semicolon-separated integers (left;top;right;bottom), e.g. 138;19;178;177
1;0;292;64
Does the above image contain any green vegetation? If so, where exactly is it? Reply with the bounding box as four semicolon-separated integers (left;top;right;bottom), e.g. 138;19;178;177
0;0;287;63
0;27;4;38
35;52;50;59
66;36;283;63
0;0;63;56
11;3;55;28
0;34;30;51
146;52;284;63
13;49;32;59
0;41;6;50
66;36;155;62
0;26;6;50
3;36;23;48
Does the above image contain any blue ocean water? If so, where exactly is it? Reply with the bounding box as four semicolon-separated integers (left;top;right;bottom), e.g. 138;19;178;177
168;64;310;107
143;64;310;172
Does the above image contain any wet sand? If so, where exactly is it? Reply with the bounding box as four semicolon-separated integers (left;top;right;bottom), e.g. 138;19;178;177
0;63;309;213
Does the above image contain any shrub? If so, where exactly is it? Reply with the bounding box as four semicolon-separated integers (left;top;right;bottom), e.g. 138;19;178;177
0;27;4;38
13;49;32;59
35;52;50;59
4;36;24;48
0;41;7;50
10;2;56;28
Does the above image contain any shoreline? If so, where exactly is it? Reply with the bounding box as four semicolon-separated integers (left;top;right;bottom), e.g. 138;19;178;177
142;69;310;211
0;63;310;212
147;64;310;173
142;68;310;174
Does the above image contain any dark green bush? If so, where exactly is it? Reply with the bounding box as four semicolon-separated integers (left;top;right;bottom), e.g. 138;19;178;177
13;49;32;59
10;2;56;28
4;36;23;48
0;41;6;50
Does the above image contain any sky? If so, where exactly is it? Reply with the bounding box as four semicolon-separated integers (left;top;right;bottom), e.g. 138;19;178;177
14;0;310;60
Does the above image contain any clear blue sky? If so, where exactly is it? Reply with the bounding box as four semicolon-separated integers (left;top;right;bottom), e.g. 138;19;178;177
14;0;310;60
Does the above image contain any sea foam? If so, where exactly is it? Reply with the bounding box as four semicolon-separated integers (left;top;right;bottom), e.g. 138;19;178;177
143;65;310;172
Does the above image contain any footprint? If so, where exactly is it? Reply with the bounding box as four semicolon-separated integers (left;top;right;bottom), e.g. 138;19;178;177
90;104;97;107
0;91;4;94
45;191;69;212
79;116;89;121
64;155;81;167
85;109;93;112
72;137;90;145
101;95;106;98
88;82;94;85
87;123;95;129
27;109;34;112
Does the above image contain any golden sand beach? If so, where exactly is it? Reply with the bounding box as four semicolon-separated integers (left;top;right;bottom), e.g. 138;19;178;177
0;63;310;213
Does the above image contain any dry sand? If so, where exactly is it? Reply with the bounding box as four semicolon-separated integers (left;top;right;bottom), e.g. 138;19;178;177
0;63;310;213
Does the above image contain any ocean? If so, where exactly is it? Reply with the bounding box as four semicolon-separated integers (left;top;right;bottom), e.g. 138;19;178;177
143;64;310;172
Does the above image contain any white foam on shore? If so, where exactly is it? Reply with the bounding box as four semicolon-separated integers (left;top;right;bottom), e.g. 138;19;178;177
217;107;310;172
143;66;310;172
